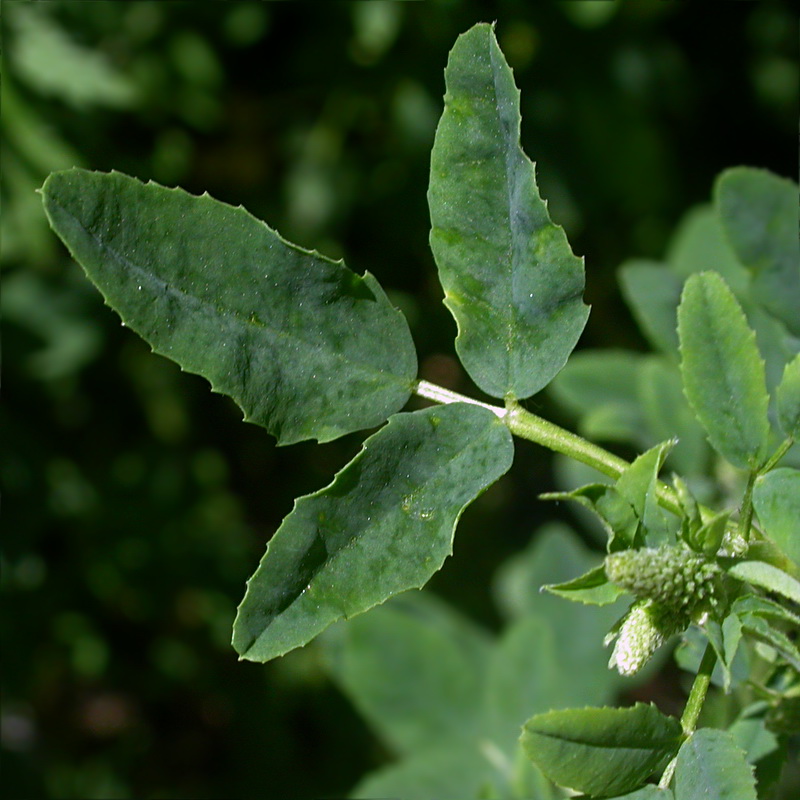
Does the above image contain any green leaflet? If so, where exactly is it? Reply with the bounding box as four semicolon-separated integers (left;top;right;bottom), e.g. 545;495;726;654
549;350;648;446
232;403;513;662
776;354;800;439
715;167;800;337
753;468;800;566
677;272;771;470
520;703;682;798
673;729;757;800
544;564;628;606
320;592;490;756
619;260;684;355
428;23;589;400
41;168;417;445
727;560;800;606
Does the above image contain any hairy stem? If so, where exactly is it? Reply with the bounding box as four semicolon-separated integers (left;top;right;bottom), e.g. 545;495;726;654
738;470;757;542
413;380;682;517
659;644;717;790
681;642;716;735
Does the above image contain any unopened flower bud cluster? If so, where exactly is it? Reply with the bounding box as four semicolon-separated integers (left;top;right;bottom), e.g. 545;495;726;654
605;545;722;614
606;598;686;677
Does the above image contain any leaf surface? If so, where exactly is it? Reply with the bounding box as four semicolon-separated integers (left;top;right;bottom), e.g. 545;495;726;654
753;468;800;566
715;167;800;336
619;260;684;354
673;728;757;800
727;560;800;605
233;403;514;661
520;703;682;798
776;354;800;439
549;350;647;445
677;272;770;469
320;592;489;755
41;168;417;444
428;23;588;399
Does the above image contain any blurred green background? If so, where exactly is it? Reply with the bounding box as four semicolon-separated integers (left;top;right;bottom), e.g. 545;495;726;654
2;1;796;797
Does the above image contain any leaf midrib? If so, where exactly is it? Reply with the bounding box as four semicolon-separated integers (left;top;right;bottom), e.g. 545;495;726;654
50;195;410;388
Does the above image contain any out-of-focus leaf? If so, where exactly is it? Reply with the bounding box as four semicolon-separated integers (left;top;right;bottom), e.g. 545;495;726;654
619;260;684;355
320;592;490;756
637;357;710;477
753;468;800;566
775;355;800;439
727;560;800;605
549;350;647;445
715;167;800;337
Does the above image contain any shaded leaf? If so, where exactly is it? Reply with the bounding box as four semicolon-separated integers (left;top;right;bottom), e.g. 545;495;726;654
776;354;800;439
715;167;800;336
673;728;756;800
42;168;417;445
677;272;770;469
753;468;800;566
233;404;513;661
619;260;683;354
428;23;589;400
549;350;647;445
638;358;710;478
738;614;800;672
668;205;749;296
485;607;619;755
492;523;604;619
520;703;682;798
351;741;500;800
320;592;490;756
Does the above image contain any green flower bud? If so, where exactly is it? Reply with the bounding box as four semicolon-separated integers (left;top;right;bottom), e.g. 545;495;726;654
605;545;722;615
606;598;687;676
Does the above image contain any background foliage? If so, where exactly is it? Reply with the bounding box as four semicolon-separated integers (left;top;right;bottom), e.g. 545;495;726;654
2;1;797;797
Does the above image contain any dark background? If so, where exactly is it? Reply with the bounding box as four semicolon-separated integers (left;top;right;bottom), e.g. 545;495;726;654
2;1;797;797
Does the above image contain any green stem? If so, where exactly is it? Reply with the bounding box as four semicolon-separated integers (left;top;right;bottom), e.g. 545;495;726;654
681;643;716;735
413;380;683;517
738;470;757;542
659;643;717;790
760;436;794;474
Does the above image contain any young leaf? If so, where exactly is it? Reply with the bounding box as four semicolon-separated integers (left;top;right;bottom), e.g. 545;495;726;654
775;354;800;439
544;564;628;606
715;167;800;337
541;484;638;550
41;168;417;445
673;728;757;800
677;272;770;470
615;440;676;547
232;403;514;662
618;260;684;355
520;703;682;798
752;468;800;566
428;23;589;400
